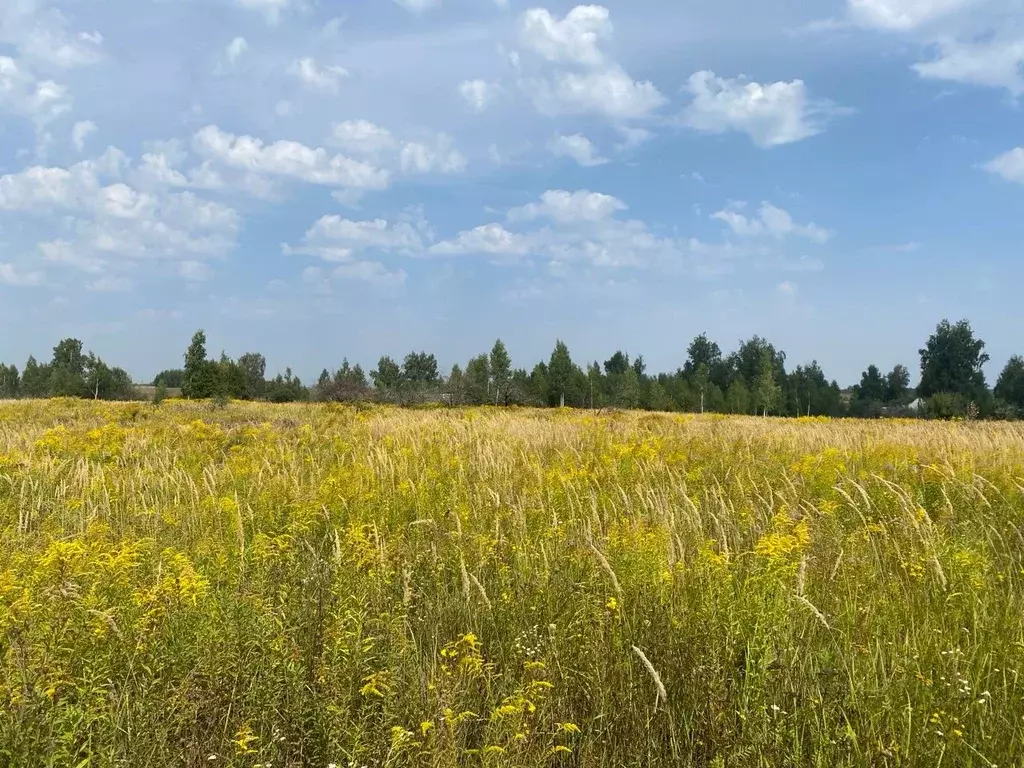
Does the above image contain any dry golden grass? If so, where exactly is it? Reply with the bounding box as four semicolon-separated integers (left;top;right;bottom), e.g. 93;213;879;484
2;399;1023;766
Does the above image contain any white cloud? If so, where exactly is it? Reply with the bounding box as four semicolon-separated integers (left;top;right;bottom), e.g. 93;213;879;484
0;2;103;69
394;0;441;11
400;136;467;174
0;149;240;286
0;262;44;286
983;147;1024;183
509;189;626;224
331;120;396;154
518;6;665;121
289;57;350;92
519;6;612;67
712;202;833;243
226;37;248;65
72;120;96;152
192;125;390;190
235;0;295;24
329;261;407;287
681;71;839;148
287;214;415;287
179;260;212;281
526;66;665;120
776;280;798;296
428;223;533;256
549;134;608;166
0;56;71;125
86;275;133;293
459;79;501;112
430;189;692;271
135;150;224;191
617;126;653;149
848;0;979;30
299;215;425;254
913;38;1024;95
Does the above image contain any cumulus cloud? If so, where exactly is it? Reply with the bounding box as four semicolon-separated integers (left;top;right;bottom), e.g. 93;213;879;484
289;57;350;92
400;136;467;174
549;134;608;166
519;5;612;67
428;223;533;256
284;214;417;286
0;2;103;69
712;202;833;243
72;120;97;152
179;260;212;281
225;37;248;65
0;262;45;287
681;71;841;148
331;120;396;155
459;79;501;112
508;189;627;224
518;6;665;121
0;148;239;294
298;215;425;254
235;0;295;24
526;66;666;120
847;0;979;30
393;0;442;11
914;38;1024;95
429;189;692;270
984;147;1024;183
192;125;390;190
0;56;71;125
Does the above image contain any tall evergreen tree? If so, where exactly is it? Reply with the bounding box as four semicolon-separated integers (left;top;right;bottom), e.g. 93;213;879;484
182;330;216;399
490;339;512;405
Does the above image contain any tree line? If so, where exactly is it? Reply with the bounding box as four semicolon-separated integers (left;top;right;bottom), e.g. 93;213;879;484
3;319;1024;419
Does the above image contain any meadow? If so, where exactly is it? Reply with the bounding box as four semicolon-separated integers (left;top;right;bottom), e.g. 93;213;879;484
1;400;1023;767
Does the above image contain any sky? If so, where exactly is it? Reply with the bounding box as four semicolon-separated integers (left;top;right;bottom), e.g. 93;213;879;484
1;0;1023;385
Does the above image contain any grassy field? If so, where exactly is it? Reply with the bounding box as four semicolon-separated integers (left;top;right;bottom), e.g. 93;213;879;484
1;400;1023;766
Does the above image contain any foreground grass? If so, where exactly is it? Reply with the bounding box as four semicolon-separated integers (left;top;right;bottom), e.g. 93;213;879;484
1;400;1023;767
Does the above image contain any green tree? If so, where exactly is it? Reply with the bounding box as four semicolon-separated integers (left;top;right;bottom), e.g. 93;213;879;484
995;356;1024;411
372;356;403;392
684;334;723;380
733;336;786;388
490;339;513;405
21;356;51;398
725;379;750;415
0;364;18;398
527;363;548;406
857;365;888;403
266;368;307;402
646;380;674;412
753;350;781;416
790;362;843;417
693;363;711;414
447;364;466;406
49;338;87;397
604;351;630;377
153;369;185;388
237;352;267;400
465;355;491;405
216;353;247;399
586;362;604;409
547;340;580;407
402;352;439;388
182;330;217;399
886;364;912;404
918;319;989;401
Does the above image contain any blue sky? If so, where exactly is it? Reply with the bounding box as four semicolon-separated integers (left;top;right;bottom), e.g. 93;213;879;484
1;0;1023;384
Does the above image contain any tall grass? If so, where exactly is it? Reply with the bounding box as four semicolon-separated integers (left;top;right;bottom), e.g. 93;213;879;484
1;399;1024;766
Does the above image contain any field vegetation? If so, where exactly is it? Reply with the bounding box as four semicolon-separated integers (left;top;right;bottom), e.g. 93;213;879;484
2;400;1023;766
